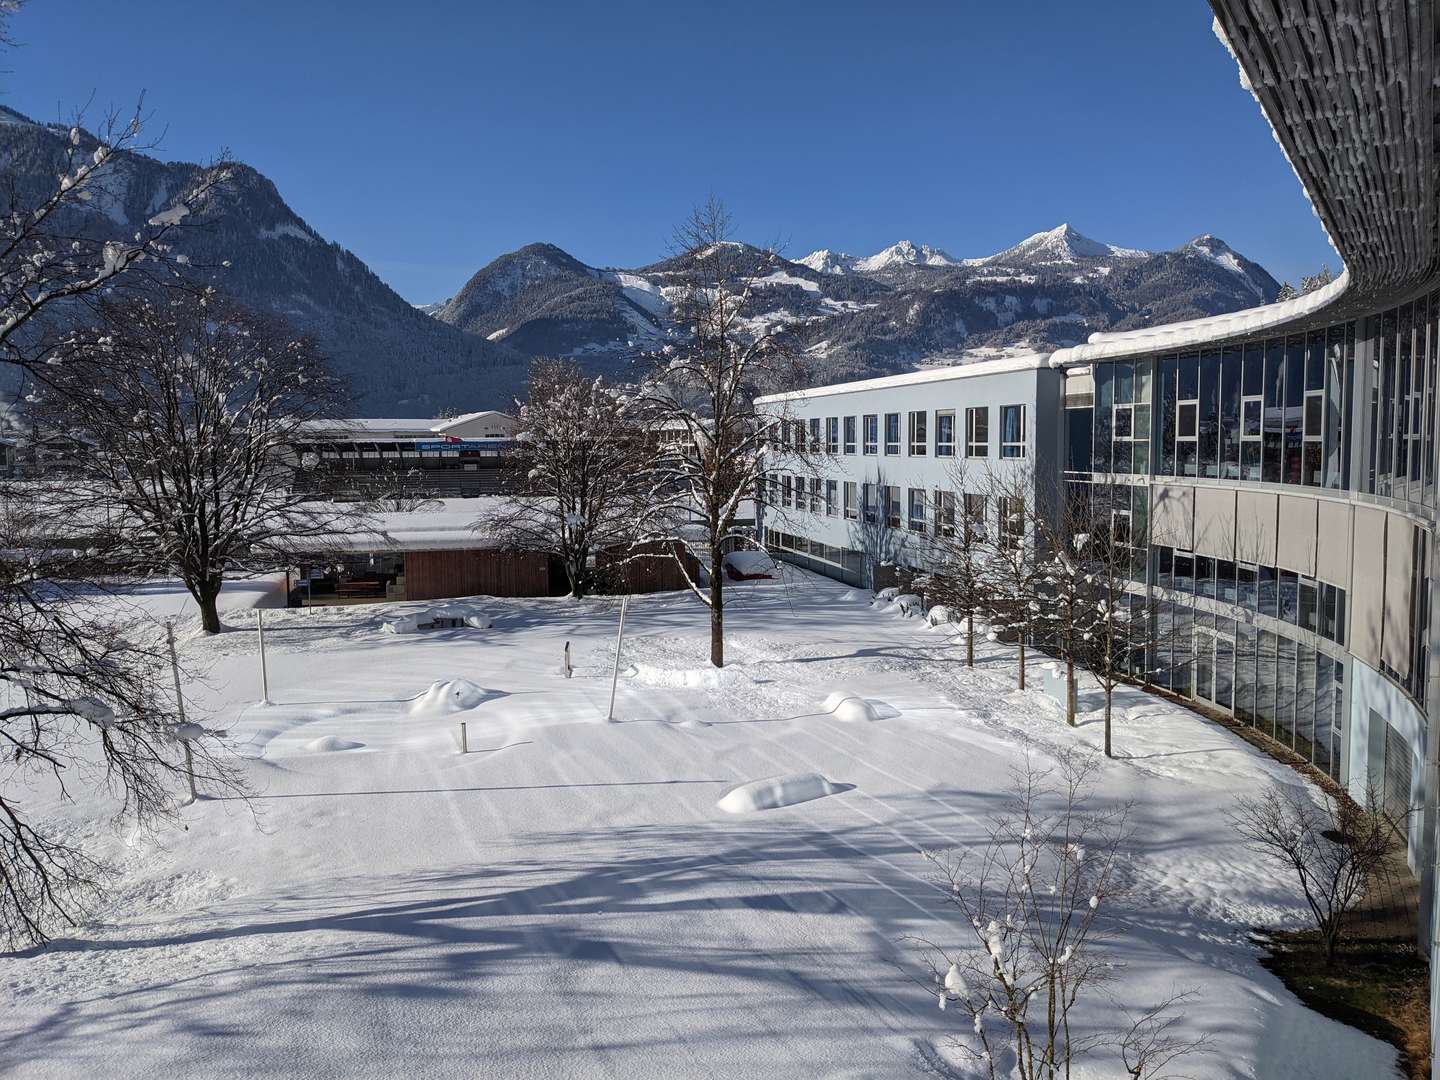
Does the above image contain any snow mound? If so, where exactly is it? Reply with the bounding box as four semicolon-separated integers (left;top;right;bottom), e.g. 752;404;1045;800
892;594;923;617
925;604;954;626
876;587;900;600
305;736;365;752
385;607;493;634
409;679;489;714
627;664;738;689
717;772;850;813
821;691;887;723
836;589;867;602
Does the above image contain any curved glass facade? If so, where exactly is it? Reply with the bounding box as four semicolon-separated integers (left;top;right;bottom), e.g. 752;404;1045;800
1070;285;1440;792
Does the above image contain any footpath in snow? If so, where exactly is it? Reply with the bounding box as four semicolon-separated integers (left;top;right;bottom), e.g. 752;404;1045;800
0;567;1403;1079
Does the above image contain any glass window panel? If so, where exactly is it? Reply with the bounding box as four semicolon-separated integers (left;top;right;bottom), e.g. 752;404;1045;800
1275;637;1297;747
1215;619;1234;710
1236;623;1257;724
1264;340;1285;483
1295;647;1317;763
1156;545;1174;590
1238;564;1257;611
1217;560;1237;604
1172;605;1193;696
1160;356;1177;475
1258;565;1278;618
1284;340;1304;484
1256;631;1278;739
1221;347;1242;478
1279;570;1299;624
1299;579;1318;633
1313;655;1334;775
1172;552;1194;595
1325;324;1346;489
1200;350;1220;477
1195;555;1215;600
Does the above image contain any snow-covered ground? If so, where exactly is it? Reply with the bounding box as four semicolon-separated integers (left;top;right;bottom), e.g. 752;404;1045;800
2;568;1402;1079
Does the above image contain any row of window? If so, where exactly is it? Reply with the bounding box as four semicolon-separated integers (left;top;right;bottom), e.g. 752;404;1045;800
1080;326;1354;488
1148;603;1344;781
765;473;1023;547
776;405;1027;459
1369;289;1440;506
1152;545;1347;647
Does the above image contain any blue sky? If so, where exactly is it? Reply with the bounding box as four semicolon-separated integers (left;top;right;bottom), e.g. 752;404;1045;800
5;0;1338;303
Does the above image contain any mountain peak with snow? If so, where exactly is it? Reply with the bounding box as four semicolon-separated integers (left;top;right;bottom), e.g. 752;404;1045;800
1178;234;1272;297
853;240;958;272
796;249;858;275
977;223;1151;266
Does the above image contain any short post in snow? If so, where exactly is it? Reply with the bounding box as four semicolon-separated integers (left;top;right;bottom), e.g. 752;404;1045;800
562;640;573;679
256;608;271;705
459;721;468;754
606;595;629;722
166;620;197;803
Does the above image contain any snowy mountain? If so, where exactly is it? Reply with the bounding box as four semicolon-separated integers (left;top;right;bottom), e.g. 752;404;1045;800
974;223;1150;265
430;229;1281;390
853;240;959;272
0;105;525;416
800;240;959;274
796;249;859;275
0;99;1284;412
1180;234;1277;299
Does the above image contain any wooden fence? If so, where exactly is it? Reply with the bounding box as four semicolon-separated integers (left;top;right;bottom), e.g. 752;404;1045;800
596;542;701;594
405;549;559;600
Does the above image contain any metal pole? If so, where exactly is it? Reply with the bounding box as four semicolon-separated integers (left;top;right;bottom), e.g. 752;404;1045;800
166;621;197;803
607;595;629;721
460;721;468;754
257;608;271;705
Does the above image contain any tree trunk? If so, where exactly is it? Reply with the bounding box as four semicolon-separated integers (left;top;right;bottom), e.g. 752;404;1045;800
1103;686;1113;758
709;547;724;668
1065;658;1076;726
1017;639;1026;690
196;581;222;635
966;609;975;667
566;558;585;600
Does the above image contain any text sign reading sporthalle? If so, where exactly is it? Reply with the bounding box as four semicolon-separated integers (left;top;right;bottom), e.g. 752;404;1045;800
414;439;515;451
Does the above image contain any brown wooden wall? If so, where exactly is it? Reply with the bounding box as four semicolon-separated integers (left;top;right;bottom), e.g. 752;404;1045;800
405;549;557;600
596;542;701;594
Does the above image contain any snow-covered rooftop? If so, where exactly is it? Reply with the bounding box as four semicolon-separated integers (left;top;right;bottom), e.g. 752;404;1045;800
754;353;1049;404
1048;268;1351;367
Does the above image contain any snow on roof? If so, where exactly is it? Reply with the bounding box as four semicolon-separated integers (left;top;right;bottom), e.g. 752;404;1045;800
754;353;1049;405
1048;268;1351;368
299;413;517;438
433;410;515;431
326;498;515;552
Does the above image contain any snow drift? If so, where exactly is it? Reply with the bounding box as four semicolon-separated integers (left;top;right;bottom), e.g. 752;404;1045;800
409;679;489;714
717;772;851;813
821;691;892;723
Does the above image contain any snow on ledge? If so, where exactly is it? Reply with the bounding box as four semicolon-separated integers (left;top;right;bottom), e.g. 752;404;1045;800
1048;268;1351;368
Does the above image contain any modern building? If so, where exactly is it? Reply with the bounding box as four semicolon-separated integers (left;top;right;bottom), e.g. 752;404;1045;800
760;4;1440;1062
285;411;520;498
756;356;1062;588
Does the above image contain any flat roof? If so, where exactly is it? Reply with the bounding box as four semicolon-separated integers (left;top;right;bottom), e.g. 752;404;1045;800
1047;270;1350;367
753;353;1049;404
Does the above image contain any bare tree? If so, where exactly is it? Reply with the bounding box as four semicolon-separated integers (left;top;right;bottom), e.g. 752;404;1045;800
0;486;243;948
635;198;809;667
911;750;1206;1079
35;291;357;633
483;358;646;599
982;465;1044;690
923;461;992;668
1226;784;1402;962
